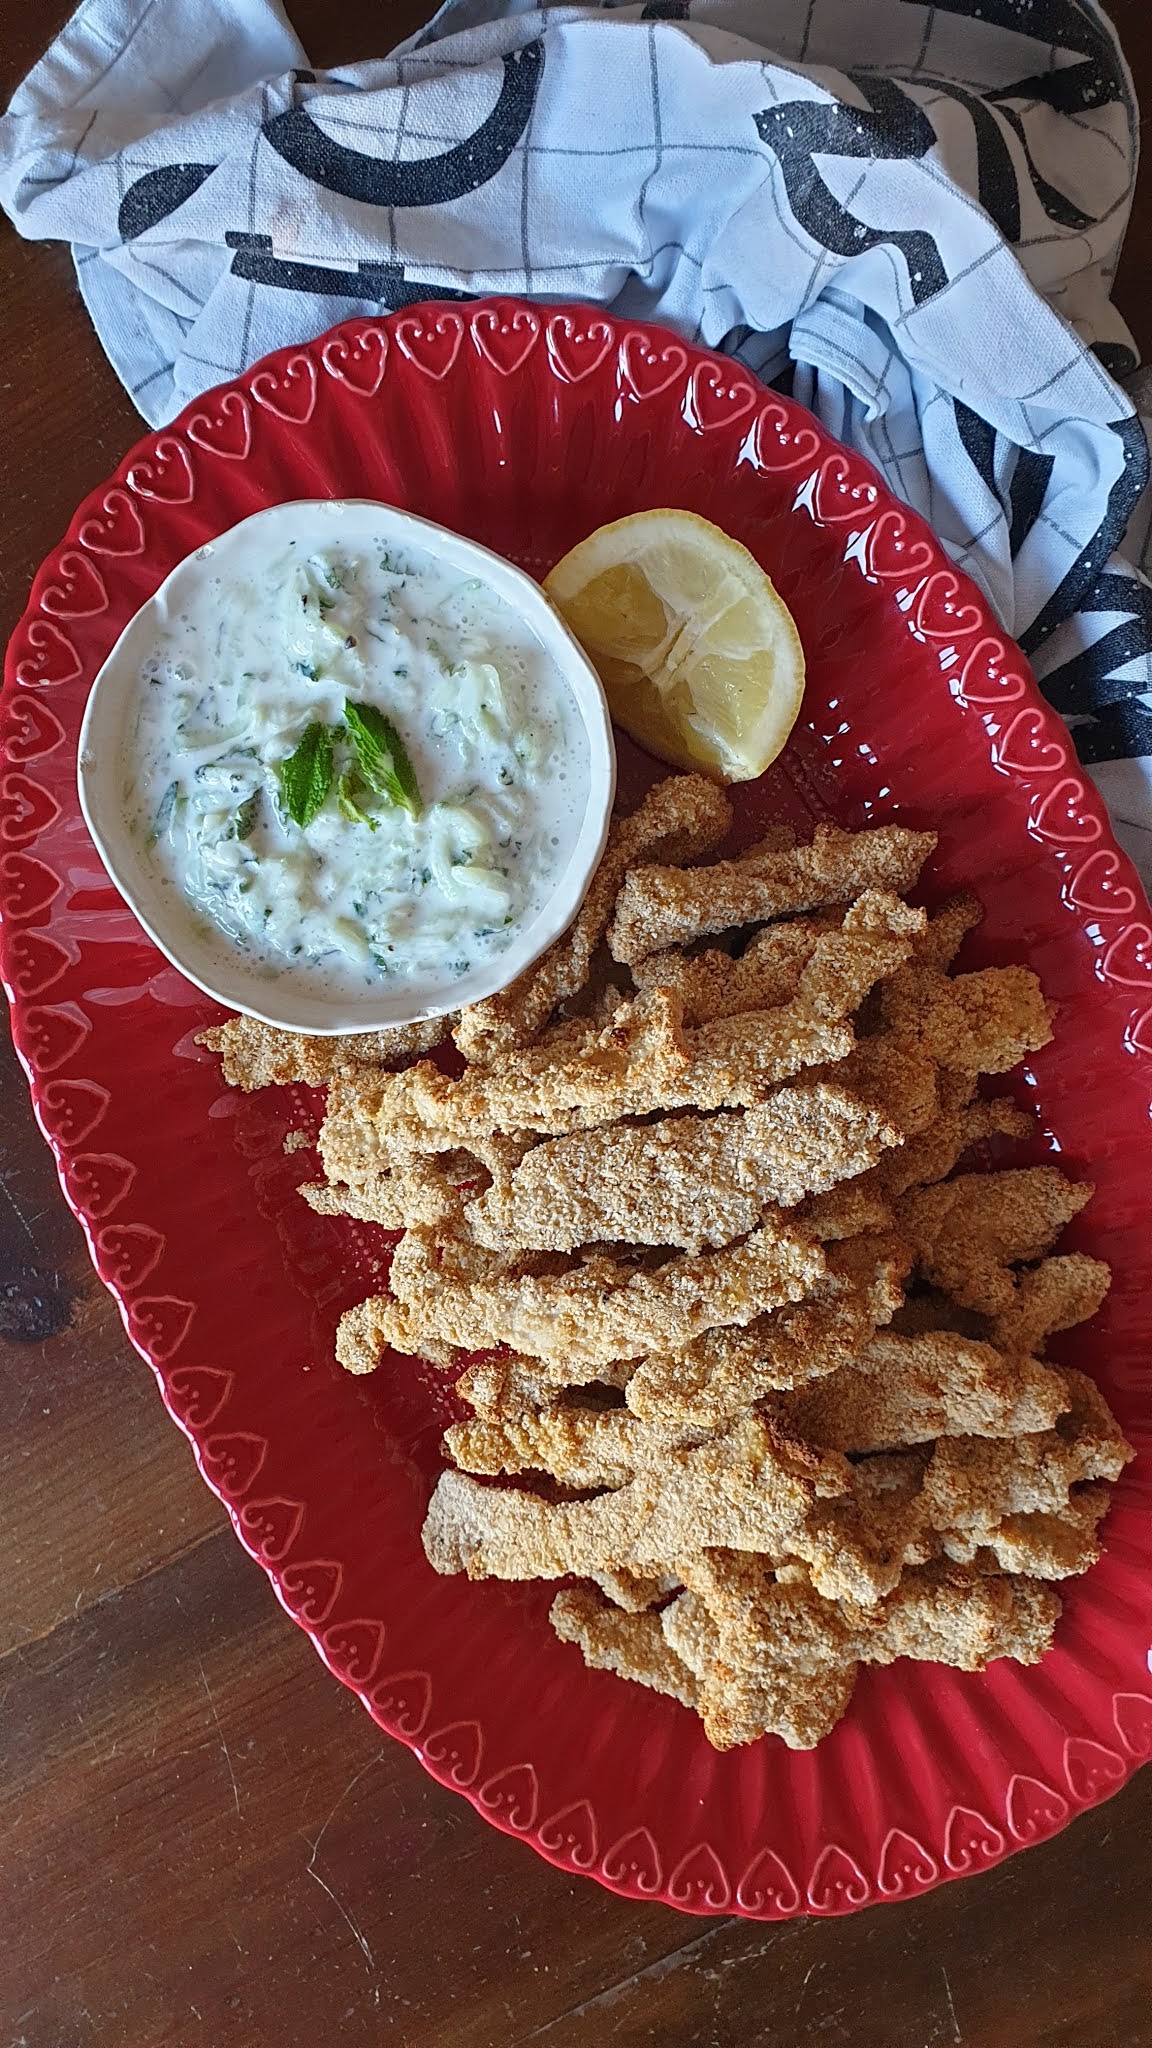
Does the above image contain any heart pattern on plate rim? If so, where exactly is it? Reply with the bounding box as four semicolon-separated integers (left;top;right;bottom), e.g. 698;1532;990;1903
277;1555;343;1624
1066;850;1138;919
166;1364;235;1430
858;508;937;582
422;1719;484;1788
600;1825;663;1895
370;1669;432;1739
77;487;146;558
238;1495;306;1565
18;1001;91;1074
944;1806;1004;1871
2;931;76;1002
200;1430;269;1500
810;453;878;525
96;1220;167;1291
752;402;822;473
668;1843;731;1910
40;550;108;620
993;708;1068;777
126;1294;196;1362
127;436;195;503
321;326;390;396
537;1800;599;1870
471;305;540;378
1;695;67;761
62;1148;136;1218
322;1618;387;1687
186;390;252;461
735;1848;801;1915
954;634;1029;706
394;312;465;382
12;620;83;690
0;852;64;923
36;1076;110;1146
478;1763;540;1832
1030;777;1104;846
620;330;688;401
1100;922;1152;990
909;569;984;642
545;313;614;385
807;1843;870;1911
250;353;320;423
0;772;61;845
686;361;758;432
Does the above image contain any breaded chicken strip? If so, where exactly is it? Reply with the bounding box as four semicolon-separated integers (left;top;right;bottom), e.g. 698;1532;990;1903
608;823;937;962
882;957;1052;1075
321;906;921;1171
625;1232;910;1429
963;1485;1114;1580
806;1034;940;1140
924;1370;1133;1536
444;1384;850;1496
898;1167;1095;1313
422;1414;827;1581
300;1159;467;1232
466;1083;901;1254
338;1214;824;1373
551;1589;699;1708
321;990;690;1171
453;1352;636;1414
989;1254;1111;1354
646;1560;1060;1748
666;1570;863;1750
198;1012;451;1090
454;772;732;1064
789;1450;935;1603
861;1094;1034;1202
765;1331;1072;1452
630;919;826;1025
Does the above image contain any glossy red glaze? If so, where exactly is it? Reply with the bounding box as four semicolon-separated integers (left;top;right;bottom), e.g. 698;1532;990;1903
2;301;1150;1917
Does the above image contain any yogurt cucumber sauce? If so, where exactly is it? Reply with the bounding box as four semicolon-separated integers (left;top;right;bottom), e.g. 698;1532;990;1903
127;513;590;1000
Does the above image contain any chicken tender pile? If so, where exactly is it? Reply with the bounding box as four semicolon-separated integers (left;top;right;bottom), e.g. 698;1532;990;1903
201;773;1133;1750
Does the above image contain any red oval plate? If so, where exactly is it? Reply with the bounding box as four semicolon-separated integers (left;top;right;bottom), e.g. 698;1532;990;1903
2;302;1150;1919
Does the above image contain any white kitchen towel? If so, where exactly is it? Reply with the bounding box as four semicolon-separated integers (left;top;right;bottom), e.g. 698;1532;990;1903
3;0;1151;876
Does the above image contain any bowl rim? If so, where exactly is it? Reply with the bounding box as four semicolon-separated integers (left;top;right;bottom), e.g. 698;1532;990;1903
75;497;617;1035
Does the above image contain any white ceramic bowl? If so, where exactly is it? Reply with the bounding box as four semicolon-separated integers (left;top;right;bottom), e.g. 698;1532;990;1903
77;501;616;1035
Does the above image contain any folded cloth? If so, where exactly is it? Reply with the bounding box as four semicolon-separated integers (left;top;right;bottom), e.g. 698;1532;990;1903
2;0;1151;876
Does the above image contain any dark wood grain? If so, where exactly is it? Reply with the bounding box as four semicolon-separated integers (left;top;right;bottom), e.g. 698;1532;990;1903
2;6;1151;2044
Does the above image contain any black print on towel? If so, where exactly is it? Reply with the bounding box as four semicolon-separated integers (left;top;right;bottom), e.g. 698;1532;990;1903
754;76;947;307
224;234;472;305
908;0;1120;230
261;41;544;209
1021;417;1149;658
117;162;218;241
916;0;1125;115
1040;573;1152;765
950;399;1057;562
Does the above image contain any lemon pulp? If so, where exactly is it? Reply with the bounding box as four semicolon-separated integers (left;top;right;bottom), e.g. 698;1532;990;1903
544;509;805;782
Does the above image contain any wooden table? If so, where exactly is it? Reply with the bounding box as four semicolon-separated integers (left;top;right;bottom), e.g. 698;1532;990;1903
3;6;1150;2042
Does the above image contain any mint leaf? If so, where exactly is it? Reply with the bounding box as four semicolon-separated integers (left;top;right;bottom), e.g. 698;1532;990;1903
233;789;261;840
148;780;180;846
343;700;421;815
336;765;378;830
278;722;334;827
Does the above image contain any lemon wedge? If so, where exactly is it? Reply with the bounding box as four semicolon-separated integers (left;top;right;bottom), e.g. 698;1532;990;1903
544;508;805;782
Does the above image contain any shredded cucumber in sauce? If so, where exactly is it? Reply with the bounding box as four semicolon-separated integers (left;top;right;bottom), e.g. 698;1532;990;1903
128;531;587;996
